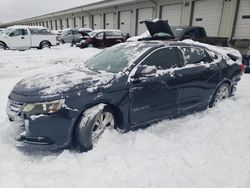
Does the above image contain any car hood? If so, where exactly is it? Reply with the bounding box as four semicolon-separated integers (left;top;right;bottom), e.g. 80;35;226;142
12;68;115;97
144;20;174;37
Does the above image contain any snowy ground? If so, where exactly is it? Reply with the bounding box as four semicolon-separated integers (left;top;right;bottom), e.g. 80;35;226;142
0;45;250;188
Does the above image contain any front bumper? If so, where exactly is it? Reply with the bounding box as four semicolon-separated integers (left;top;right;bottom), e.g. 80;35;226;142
7;100;79;151
15;134;60;151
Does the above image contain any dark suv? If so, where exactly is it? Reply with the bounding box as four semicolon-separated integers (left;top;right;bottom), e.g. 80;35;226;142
76;29;124;48
7;41;243;152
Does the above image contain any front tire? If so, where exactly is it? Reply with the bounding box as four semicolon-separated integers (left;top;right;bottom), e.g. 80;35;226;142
0;42;6;50
209;83;230;107
76;107;116;152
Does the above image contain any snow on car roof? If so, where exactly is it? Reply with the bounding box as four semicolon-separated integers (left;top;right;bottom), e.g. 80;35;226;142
8;25;48;29
181;39;242;64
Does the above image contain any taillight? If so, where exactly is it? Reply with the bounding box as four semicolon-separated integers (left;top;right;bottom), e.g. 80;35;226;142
240;64;245;73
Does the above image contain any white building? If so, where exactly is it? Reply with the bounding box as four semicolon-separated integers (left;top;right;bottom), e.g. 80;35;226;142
1;0;250;50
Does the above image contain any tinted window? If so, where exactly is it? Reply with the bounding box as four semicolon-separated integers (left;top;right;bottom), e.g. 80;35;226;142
170;26;184;37
183;30;197;39
181;47;213;65
11;29;23;36
141;47;180;70
30;28;51;35
105;31;122;39
96;32;104;39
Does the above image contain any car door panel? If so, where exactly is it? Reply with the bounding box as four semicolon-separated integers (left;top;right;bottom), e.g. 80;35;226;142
129;75;182;125
8;29;30;49
129;47;184;125
178;47;221;112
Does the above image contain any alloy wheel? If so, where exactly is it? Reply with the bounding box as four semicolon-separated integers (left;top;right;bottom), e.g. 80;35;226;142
215;84;230;104
92;112;114;142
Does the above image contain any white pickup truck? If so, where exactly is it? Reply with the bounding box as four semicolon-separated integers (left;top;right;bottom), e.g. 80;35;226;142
0;25;58;50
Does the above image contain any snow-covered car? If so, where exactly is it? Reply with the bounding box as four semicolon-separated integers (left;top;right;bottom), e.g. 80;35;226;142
0;25;58;50
7;41;244;152
58;28;92;43
76;29;124;48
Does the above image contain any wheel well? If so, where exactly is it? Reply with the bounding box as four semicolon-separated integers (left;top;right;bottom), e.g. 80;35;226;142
209;80;232;107
40;40;51;47
71;103;124;147
0;41;7;48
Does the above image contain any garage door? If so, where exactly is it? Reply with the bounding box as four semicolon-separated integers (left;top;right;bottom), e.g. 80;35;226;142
161;3;183;26
105;13;114;29
234;0;250;39
62;19;68;29
137;7;154;35
119;10;131;35
75;17;82;28
93;14;102;30
192;0;223;37
83;16;90;28
68;18;74;28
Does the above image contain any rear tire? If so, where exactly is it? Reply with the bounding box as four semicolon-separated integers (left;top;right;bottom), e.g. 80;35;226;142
40;42;51;49
76;106;116;152
209;83;230;107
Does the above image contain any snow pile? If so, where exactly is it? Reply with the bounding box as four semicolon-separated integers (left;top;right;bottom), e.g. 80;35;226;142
0;45;250;188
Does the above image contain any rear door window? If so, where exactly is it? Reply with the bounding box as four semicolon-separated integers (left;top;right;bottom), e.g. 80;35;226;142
96;32;104;39
180;47;213;65
141;47;181;70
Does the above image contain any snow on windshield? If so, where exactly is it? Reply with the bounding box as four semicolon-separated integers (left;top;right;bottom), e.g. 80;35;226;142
85;42;153;73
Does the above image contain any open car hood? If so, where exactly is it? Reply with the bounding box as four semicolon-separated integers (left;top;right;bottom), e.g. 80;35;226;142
144;20;174;37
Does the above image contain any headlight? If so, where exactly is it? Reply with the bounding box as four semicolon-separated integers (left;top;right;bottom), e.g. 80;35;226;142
22;99;65;115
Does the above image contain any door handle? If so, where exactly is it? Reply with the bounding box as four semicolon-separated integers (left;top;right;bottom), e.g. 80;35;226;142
21;37;25;39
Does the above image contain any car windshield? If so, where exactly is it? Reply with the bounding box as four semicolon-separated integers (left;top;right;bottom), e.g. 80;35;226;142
88;31;98;37
170;26;184;37
4;28;13;35
85;43;153;73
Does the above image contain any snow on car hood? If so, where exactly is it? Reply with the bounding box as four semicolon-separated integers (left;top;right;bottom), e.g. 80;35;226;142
13;68;114;96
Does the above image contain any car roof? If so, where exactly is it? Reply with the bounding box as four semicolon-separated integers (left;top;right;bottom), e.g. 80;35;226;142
8;25;48;29
171;26;204;29
126;40;211;50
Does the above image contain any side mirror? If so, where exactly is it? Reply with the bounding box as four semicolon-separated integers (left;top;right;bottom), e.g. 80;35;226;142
134;65;157;77
131;65;157;83
9;32;14;37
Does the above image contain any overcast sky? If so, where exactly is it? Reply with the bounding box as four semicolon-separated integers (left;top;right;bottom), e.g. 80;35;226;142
0;0;102;23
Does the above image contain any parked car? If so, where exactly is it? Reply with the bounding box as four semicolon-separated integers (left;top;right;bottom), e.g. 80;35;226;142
76;29;124;48
58;28;92;43
7;41;243;152
127;20;228;46
242;47;250;73
0;25;58;50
